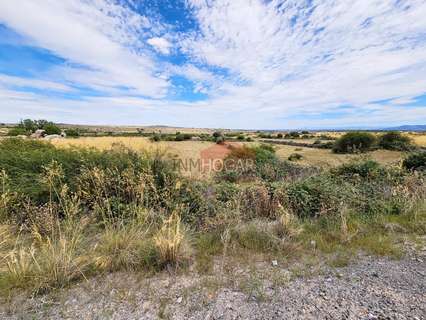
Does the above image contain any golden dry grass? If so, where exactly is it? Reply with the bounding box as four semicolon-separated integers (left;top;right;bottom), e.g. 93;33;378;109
50;135;409;176
52;136;158;152
409;133;426;147
275;145;403;167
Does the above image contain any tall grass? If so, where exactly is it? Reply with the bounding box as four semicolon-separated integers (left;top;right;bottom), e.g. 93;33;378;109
154;211;192;267
3;218;90;294
0;138;425;295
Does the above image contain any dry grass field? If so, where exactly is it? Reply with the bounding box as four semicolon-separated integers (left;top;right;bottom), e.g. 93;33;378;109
409;133;426;146
52;136;158;151
50;136;406;175
274;145;402;167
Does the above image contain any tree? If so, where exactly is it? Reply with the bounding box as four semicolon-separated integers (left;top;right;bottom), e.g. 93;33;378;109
18;119;61;135
333;132;377;153
43;123;61;135
378;131;414;151
19;119;36;132
212;131;222;138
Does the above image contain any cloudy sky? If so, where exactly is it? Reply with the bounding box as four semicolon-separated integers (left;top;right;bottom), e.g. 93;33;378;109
0;0;426;129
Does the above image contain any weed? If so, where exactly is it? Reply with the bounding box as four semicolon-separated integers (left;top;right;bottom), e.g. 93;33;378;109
154;211;192;267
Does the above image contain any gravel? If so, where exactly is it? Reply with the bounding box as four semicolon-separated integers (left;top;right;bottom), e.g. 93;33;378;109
1;253;425;319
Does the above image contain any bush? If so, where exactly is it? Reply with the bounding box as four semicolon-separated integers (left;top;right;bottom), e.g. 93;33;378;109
240;184;274;219
237;134;245;140
217;144;308;183
7;127;28;136
378;131;413;151
333;132;377;153
403;152;426;171
43;123;61;135
151;134;161;142
153;212;191;267
333;160;381;178
227;145;256;160
212;131;222;138
288;153;303;161
65;129;80;137
175;134;185;141
215;136;225;144
277;133;283;139
285;175;344;218
18;119;61;135
0;138;175;204
258;133;273;139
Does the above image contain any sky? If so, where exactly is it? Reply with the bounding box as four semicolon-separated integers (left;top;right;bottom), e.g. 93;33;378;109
0;0;426;129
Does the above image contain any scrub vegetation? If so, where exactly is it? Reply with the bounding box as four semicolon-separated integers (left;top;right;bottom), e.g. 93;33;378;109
0;137;425;297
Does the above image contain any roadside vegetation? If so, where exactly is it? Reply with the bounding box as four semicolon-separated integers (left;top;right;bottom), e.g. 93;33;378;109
0;137;425;297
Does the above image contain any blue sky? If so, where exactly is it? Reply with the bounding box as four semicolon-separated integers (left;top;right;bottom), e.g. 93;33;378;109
0;0;426;129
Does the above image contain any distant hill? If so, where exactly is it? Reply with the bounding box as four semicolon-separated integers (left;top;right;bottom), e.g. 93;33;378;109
383;125;426;132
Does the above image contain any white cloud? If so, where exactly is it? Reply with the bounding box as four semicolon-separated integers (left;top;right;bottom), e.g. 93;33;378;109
0;74;72;92
147;37;172;54
181;0;426;122
0;0;168;98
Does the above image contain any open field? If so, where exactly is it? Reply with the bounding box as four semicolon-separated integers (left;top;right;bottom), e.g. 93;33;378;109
274;145;403;167
410;133;426;146
51;136;405;171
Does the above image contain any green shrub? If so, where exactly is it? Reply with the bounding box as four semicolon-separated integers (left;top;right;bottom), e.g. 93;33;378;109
237;134;245;140
151;134;161;142
378;131;413;151
215;136;225;144
258;132;273;139
43;123;61;135
403;152;426;171
0;139;175;204
232;220;282;252
7;127;28;136
65;129;80;137
288;153;303;161
212;131;222;138
285;175;344;218
218;144;308;183
333;132;377;153
175;134;185;141
289;131;300;138
333;160;381;178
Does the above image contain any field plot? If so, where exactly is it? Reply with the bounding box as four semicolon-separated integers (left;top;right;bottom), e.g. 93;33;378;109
409;133;426;146
52;136;157;151
50;136;407;174
275;145;403;167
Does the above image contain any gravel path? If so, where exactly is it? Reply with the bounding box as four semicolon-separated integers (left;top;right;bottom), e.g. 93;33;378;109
1;253;425;320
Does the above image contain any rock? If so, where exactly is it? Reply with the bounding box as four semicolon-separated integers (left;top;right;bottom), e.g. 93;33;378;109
272;260;278;266
177;297;182;304
30;129;46;139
